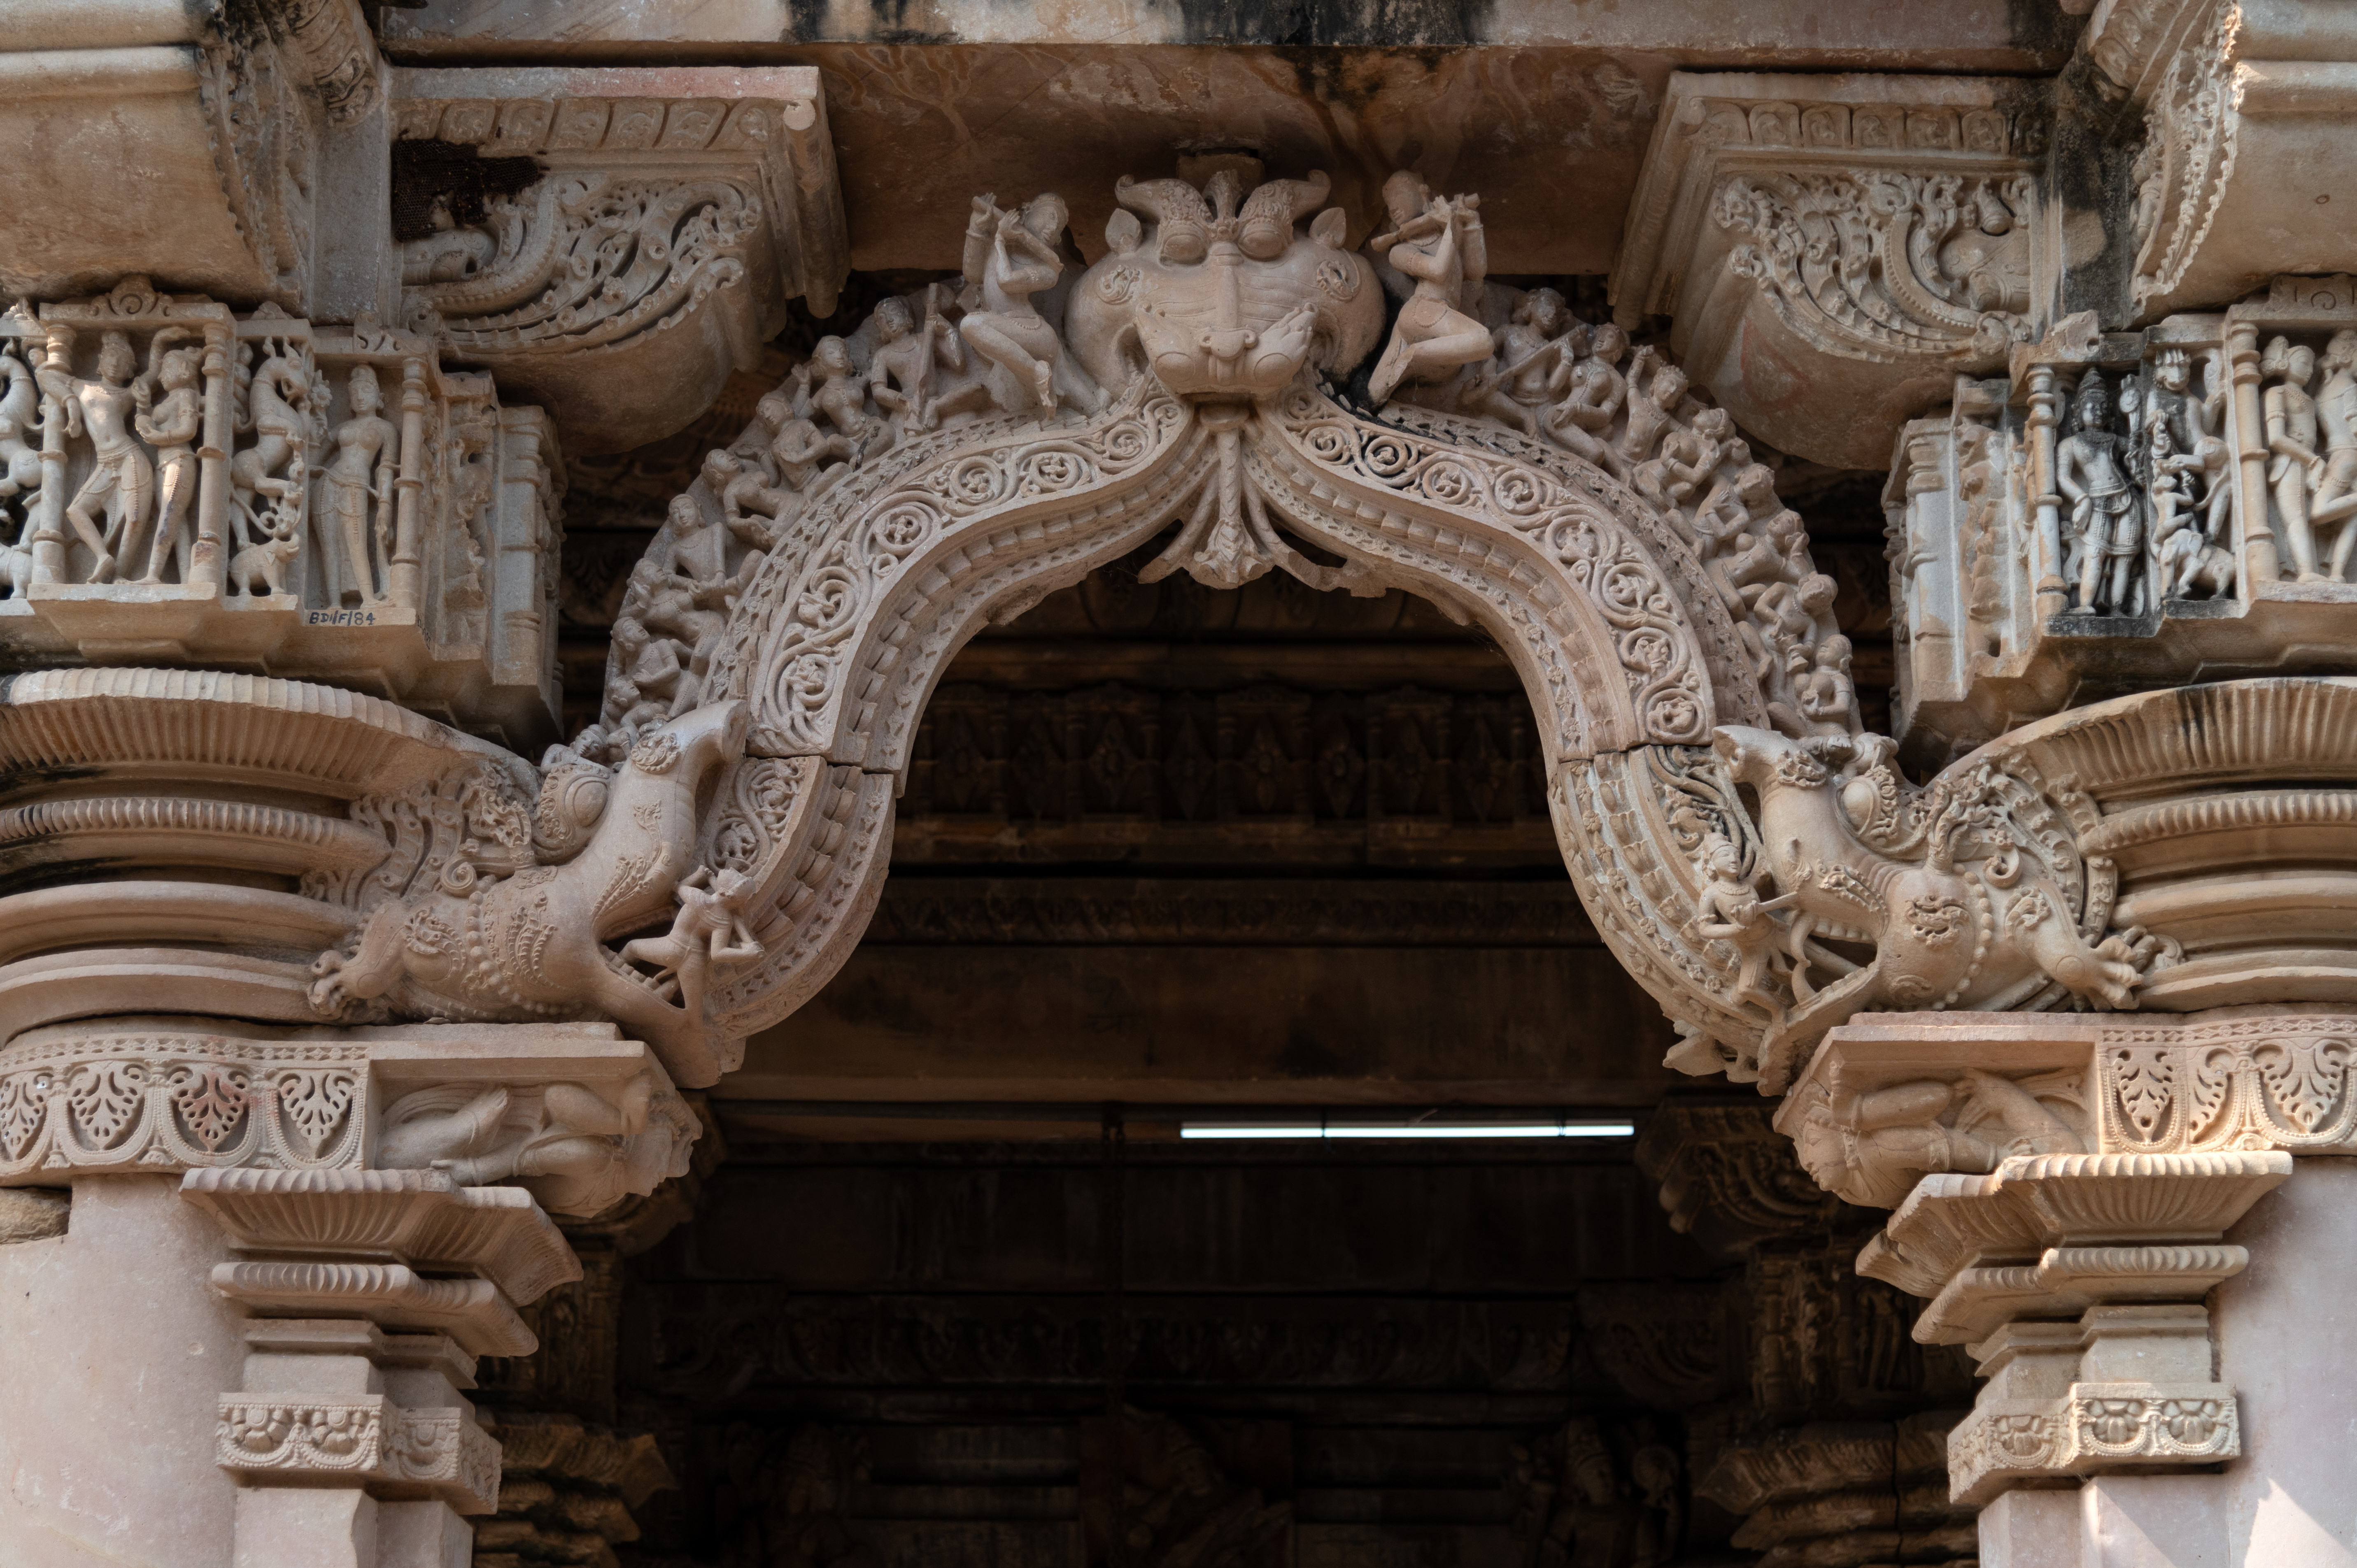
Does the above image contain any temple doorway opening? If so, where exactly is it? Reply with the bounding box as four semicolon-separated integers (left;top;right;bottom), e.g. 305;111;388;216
505;525;1956;1567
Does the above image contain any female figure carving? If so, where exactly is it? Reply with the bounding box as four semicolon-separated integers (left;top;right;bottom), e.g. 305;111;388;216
130;328;204;584
2263;337;2326;580
318;366;399;606
2313;330;2357;576
39;330;151;583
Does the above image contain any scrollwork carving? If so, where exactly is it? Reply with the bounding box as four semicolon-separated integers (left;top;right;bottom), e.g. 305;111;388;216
1715;170;2033;365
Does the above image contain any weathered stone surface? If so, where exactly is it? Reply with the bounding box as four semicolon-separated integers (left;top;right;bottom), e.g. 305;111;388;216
28;5;2357;1565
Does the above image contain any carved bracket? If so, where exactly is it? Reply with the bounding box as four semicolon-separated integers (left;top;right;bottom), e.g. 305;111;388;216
0;1017;694;1221
390;65;849;451
1612;72;2050;468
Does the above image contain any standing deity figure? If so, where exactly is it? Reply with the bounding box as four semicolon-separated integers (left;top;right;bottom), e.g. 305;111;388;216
318;366;399;606
2056;372;2143;614
2262;336;2327;581
37;330;152;584
1366;171;1491;405
958;192;1105;416
2314;330;2357;577
129;328;205;584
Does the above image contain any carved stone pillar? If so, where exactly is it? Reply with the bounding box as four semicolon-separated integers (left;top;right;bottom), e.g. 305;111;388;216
0;1017;695;1568
1779;1007;2357;1562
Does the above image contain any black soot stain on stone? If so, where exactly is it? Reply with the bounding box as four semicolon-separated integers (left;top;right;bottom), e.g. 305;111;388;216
390;139;543;244
1167;0;1489;48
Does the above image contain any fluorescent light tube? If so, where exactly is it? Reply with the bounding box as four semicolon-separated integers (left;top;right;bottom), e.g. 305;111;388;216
1179;1121;1635;1140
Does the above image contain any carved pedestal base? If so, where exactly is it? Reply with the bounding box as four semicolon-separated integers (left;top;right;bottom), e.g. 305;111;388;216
1949;1305;2237;1507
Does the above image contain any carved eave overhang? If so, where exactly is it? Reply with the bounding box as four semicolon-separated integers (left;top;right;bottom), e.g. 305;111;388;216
1611;72;2052;469
0;0;381;311
390;65;850;452
2086;0;2357;316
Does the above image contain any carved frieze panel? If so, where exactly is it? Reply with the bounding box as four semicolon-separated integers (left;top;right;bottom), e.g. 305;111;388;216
1612;72;2049;468
218;1393;503;1512
391;65;850;450
1884;283;2357;756
0;1026;370;1181
0;282;564;744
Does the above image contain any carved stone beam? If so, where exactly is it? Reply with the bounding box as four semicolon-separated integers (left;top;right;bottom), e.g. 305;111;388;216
2089;0;2357;316
0;0;382;310
1611;72;2050;469
390;65;849;451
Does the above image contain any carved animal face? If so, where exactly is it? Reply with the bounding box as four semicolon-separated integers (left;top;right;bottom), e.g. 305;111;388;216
1067;170;1384;402
630;699;750;785
1710;725;1784;786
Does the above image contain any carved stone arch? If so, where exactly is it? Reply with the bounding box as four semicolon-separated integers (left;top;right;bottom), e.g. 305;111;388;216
656;371;1774;1052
